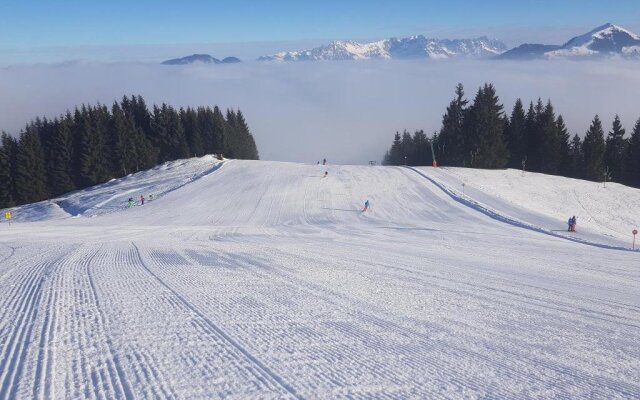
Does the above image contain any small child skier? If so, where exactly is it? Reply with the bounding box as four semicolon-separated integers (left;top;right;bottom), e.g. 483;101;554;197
128;197;134;208
323;171;328;178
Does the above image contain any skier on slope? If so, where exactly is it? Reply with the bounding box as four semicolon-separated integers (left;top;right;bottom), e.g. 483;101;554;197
323;158;327;165
128;198;134;208
323;171;328;178
362;200;370;212
140;194;145;205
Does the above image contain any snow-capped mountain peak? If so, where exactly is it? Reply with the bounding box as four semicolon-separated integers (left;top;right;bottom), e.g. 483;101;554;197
499;23;640;60
562;23;639;47
258;35;507;62
549;23;640;58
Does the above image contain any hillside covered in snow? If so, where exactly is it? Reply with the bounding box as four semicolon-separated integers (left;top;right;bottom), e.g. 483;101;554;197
0;158;638;398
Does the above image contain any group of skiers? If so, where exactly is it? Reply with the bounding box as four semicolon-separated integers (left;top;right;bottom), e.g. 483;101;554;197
127;194;153;208
317;158;329;178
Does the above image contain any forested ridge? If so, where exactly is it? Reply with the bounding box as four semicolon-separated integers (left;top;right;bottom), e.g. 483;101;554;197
0;95;259;208
384;83;640;188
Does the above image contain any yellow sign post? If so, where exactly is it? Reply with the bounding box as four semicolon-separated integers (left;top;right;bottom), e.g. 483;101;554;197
5;212;12;225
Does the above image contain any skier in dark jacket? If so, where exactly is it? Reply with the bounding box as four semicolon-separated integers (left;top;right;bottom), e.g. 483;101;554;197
362;200;370;212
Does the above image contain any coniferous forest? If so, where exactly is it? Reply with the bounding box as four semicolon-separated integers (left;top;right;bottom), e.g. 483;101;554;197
383;83;640;189
0;95;259;208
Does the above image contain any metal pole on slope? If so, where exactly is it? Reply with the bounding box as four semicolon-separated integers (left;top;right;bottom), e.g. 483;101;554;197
633;229;638;250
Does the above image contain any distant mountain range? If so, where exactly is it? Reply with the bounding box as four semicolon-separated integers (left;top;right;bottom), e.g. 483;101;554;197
161;54;241;65
257;36;507;61
161;23;640;65
499;23;640;60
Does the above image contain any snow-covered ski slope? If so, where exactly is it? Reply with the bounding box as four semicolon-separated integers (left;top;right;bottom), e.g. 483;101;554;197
0;157;639;399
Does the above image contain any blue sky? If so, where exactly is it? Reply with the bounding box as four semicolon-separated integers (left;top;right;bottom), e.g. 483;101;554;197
0;0;639;62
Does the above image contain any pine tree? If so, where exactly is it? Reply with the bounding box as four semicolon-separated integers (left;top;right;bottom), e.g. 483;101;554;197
181;108;204;157
506;98;526;169
15;127;49;203
624;118;640;188
77;106;109;186
0;132;18;208
234;109;259;159
568;134;583;178
387;132;402;165
556;115;572;176
107;102;130;176
436;83;468;166
50;118;75;195
524;99;546;172
151;104;189;163
411;130;431;165
582;115;606;181
540;100;561;174
224;109;239;158
604;115;627;183
522;102;536;172
463;84;507;168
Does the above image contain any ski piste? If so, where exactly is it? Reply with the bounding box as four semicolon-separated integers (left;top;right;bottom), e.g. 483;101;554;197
0;156;638;398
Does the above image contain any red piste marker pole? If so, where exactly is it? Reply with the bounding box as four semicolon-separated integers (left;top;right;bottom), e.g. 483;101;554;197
633;229;638;250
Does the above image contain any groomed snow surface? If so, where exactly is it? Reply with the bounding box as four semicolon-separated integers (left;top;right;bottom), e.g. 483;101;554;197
0;157;638;399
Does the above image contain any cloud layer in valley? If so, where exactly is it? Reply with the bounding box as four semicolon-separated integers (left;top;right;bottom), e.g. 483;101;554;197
1;60;639;164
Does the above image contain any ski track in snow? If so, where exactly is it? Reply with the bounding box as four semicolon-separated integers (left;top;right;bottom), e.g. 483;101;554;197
0;158;639;398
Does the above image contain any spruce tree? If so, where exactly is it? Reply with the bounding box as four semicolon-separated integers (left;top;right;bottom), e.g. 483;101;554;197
540;100;561;174
463;84;507;168
556;115;571;176
624;118;640;188
234;109;259;159
525;98;546;172
15;127;49;203
401;130;412;165
582;115;606;181
388;132;402;165
0;133;18;208
77;107;109;186
181;108;204;157
151;104;189;163
224;109;239;158
604;115;627;183
50;119;75;195
108;102;130;176
411;130;430;166
522;102;537;172
506;98;526;169
437;83;468;166
568;134;584;179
